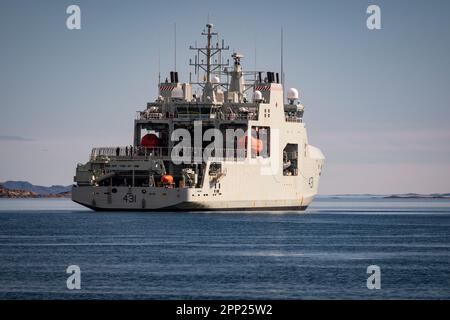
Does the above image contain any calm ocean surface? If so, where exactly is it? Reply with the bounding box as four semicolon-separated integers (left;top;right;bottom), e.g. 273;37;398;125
0;198;449;299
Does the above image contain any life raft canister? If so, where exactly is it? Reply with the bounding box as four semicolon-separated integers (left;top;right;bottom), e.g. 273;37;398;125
237;136;264;153
141;134;160;148
161;175;174;184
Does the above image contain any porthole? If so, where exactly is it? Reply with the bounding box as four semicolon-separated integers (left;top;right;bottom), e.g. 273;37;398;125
112;188;117;193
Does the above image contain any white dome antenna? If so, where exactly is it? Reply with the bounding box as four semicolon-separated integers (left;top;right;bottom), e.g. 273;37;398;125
212;76;220;84
254;90;263;102
287;88;299;104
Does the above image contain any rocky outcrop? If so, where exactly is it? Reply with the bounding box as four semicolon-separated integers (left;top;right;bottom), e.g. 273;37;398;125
0;186;71;198
0;186;39;198
1;181;71;195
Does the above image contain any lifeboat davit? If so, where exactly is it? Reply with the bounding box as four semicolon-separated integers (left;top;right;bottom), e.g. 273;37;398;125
141;134;160;148
161;175;174;184
237;136;264;153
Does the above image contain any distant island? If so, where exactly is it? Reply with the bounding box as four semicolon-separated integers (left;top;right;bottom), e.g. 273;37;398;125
0;181;71;198
0;181;449;200
317;193;450;200
383;193;450;199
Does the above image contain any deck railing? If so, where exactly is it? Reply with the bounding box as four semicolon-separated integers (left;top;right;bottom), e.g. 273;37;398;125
285;116;303;123
136;110;258;122
90;146;248;162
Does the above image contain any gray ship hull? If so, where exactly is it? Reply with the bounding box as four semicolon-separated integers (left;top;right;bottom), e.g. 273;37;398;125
74;199;308;212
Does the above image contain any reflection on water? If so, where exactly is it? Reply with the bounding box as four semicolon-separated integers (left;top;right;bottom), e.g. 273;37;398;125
0;198;449;299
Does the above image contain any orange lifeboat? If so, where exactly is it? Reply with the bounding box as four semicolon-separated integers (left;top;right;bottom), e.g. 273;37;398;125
161;175;174;184
141;134;160;148
237;136;264;153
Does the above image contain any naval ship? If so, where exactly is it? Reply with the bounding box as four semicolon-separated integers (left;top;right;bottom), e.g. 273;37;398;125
72;24;325;211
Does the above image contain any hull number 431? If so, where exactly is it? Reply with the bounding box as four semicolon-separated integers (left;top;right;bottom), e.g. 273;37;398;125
123;193;136;203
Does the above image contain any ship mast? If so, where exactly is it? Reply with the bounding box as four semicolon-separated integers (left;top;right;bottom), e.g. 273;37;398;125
189;24;229;101
205;23;212;83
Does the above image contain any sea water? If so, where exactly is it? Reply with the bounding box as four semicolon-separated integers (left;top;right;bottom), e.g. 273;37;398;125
0;198;449;299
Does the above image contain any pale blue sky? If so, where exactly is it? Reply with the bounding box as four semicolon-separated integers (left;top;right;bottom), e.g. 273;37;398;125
1;0;450;194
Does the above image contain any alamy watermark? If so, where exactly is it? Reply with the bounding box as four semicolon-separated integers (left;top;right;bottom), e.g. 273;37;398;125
367;265;381;290
167;121;280;175
66;265;81;290
66;5;81;30
367;5;381;30
65;5;381;31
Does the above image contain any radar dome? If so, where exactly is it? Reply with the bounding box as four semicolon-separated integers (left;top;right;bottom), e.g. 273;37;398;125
287;88;299;101
254;90;263;101
212;76;220;84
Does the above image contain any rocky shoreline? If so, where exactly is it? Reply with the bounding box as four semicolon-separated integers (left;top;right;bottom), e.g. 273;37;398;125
0;187;70;198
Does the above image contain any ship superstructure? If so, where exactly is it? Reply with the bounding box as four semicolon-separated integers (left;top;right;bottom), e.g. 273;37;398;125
72;24;325;211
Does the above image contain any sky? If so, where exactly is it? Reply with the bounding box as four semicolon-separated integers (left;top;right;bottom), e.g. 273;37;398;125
0;0;450;194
